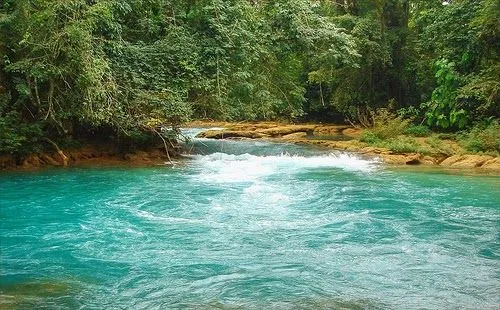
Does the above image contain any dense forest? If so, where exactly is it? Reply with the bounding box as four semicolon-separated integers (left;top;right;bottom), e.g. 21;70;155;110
0;0;498;156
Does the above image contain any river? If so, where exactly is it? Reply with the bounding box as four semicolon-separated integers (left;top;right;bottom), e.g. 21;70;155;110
1;128;499;309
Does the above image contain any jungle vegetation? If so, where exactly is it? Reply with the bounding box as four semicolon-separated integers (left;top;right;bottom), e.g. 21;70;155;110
0;0;498;155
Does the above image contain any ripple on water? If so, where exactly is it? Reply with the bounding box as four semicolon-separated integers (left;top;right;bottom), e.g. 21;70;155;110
0;142;499;308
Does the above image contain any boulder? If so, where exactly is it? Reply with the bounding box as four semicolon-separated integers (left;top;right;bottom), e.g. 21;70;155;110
481;157;500;170
440;155;494;168
379;153;421;165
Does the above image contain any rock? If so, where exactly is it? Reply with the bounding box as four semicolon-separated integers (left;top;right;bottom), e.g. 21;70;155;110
258;125;315;136
379;153;421;165
481;157;500;170
360;147;377;154
439;155;464;166
342;128;362;138
281;132;308;141
21;155;37;168
313;126;348;136
196;130;267;139
440;154;494;168
405;157;421;165
0;155;16;169
421;156;438;165
40;154;61;166
228;123;277;131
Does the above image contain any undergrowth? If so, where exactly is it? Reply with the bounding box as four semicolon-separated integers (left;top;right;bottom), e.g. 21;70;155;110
458;121;500;155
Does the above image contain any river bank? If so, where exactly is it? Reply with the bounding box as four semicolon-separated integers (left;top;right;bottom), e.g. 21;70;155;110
1;121;498;173
189;121;500;172
0;145;175;171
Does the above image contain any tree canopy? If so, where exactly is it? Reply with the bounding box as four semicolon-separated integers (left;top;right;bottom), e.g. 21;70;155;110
1;0;498;154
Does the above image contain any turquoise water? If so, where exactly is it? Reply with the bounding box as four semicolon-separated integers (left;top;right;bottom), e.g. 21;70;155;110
1;131;499;309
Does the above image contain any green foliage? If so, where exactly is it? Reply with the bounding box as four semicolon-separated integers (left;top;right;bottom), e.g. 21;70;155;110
360;131;427;155
421;59;468;129
0;0;498;156
405;125;431;137
459;121;500;154
360;108;430;154
426;136;455;156
412;0;497;128
371;109;411;140
384;137;427;155
435;133;457;141
397;106;421;120
0;111;43;155
359;130;381;144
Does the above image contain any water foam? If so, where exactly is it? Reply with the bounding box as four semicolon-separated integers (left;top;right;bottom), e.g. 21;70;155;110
193;152;378;183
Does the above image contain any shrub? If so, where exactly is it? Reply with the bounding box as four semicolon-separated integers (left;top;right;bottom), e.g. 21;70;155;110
435;133;457;140
426;136;455;155
384;137;427;154
371;109;411;140
405;125;431;137
459;121;500;154
0;111;43;155
397;106;421;119
360;130;381;144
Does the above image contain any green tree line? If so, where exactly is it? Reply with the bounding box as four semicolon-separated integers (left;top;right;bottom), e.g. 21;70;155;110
0;0;498;154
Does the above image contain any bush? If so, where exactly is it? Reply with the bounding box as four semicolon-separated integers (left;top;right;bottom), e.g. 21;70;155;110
0;111;43;155
360;130;428;154
360;130;381;144
405;125;431;137
371;109;411;140
426;136;455;155
384;137;427;154
459;121;500;154
435;133;457;140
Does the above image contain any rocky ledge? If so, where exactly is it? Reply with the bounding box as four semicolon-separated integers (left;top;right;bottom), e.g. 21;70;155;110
192;122;500;172
0;145;176;171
